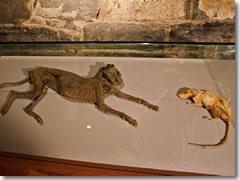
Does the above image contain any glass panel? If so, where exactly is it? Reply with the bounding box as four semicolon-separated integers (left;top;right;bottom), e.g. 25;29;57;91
0;42;235;60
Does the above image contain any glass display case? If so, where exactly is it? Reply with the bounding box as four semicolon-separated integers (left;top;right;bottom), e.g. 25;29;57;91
0;52;235;175
0;0;235;176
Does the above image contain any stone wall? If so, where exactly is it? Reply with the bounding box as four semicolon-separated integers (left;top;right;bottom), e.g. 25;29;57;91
0;0;235;42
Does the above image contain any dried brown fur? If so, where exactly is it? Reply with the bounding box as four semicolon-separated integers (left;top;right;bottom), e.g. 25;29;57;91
0;65;159;127
177;87;232;148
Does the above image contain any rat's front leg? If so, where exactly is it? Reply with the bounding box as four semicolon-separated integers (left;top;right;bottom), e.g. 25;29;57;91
186;96;203;107
186;101;203;106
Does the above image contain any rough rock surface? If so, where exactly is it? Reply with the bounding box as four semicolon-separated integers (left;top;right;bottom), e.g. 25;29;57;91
169;21;235;43
0;25;81;41
199;0;235;20
84;23;165;41
99;0;186;21
0;0;33;24
0;0;235;42
36;0;100;21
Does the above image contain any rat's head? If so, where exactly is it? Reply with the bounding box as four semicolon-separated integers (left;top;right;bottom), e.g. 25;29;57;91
100;64;123;86
177;87;193;99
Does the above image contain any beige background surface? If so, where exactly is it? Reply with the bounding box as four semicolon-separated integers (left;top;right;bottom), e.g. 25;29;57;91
0;56;235;175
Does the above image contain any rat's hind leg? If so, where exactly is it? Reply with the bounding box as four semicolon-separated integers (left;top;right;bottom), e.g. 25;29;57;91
202;107;219;121
202;116;217;121
24;85;48;125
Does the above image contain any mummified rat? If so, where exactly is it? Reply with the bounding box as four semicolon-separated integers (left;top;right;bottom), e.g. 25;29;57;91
177;87;232;148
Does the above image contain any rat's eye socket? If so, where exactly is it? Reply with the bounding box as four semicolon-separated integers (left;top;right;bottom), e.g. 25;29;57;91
103;73;107;78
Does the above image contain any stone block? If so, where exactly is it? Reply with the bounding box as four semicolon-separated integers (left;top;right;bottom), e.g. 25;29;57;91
84;23;165;41
100;0;185;21
36;0;100;21
199;0;235;20
99;0;235;21
0;25;81;42
169;21;235;43
39;0;62;8
0;0;32;24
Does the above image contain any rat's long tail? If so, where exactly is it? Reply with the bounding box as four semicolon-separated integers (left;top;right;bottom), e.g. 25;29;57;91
188;120;231;148
0;78;30;89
